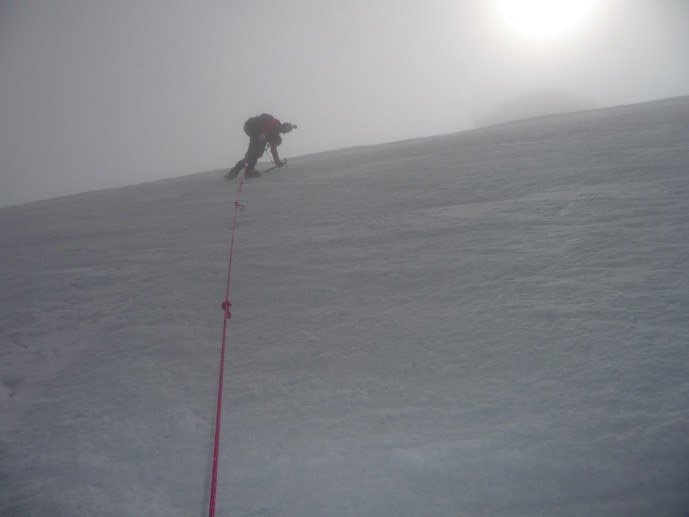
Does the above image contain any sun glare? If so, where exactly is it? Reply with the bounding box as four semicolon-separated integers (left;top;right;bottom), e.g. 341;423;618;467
497;0;597;40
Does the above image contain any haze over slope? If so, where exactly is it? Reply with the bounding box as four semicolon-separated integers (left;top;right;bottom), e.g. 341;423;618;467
1;97;689;515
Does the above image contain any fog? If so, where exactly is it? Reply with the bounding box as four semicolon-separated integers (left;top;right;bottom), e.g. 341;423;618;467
1;0;688;207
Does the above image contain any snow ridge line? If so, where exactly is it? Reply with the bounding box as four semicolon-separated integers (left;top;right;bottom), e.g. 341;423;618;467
209;179;245;517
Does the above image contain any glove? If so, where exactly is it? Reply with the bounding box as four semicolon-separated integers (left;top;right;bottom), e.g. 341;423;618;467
276;159;286;168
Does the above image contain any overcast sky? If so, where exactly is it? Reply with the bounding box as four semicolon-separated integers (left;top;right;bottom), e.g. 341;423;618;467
1;0;688;207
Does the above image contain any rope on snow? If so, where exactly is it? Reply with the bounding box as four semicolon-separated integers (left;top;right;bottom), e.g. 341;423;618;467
208;178;245;517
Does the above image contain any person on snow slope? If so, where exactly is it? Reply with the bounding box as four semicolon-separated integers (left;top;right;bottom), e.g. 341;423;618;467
226;113;295;179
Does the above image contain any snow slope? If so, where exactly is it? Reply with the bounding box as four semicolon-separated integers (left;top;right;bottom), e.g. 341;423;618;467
2;97;689;516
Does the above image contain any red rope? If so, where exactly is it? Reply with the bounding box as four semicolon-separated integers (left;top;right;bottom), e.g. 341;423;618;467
209;178;245;517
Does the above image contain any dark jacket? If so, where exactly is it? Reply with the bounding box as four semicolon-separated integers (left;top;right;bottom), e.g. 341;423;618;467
244;114;282;164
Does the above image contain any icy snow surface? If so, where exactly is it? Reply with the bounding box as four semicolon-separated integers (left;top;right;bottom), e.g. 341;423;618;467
2;97;689;516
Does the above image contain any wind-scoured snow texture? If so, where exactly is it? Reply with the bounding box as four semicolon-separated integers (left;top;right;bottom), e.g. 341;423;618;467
2;97;689;516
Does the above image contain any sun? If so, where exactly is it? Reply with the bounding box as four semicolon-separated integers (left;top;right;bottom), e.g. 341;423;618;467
497;0;597;40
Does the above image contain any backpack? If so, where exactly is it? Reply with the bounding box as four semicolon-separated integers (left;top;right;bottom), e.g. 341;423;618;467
243;113;275;138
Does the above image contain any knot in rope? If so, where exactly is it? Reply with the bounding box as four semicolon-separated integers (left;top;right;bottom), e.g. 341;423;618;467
221;300;232;319
235;201;245;211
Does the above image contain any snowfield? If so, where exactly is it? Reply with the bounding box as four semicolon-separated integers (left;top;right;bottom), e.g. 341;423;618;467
2;97;689;516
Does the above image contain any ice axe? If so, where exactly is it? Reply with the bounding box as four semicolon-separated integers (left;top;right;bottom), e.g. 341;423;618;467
261;158;288;174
